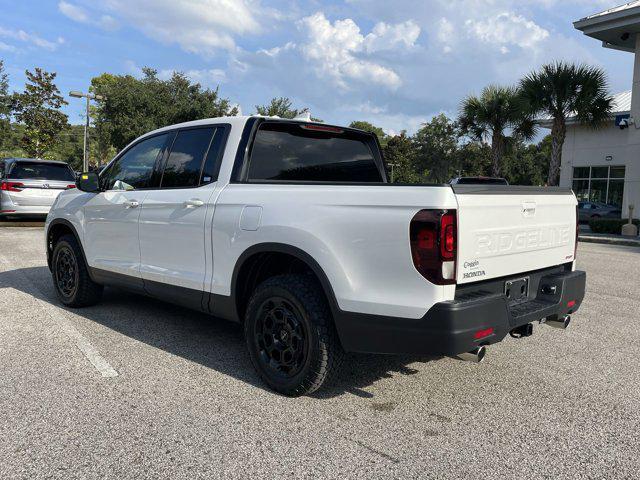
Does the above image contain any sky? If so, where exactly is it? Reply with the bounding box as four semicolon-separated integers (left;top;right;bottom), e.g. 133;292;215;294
0;0;634;135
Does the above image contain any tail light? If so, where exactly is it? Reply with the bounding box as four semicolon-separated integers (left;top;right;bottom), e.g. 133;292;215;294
0;181;24;192
66;184;76;189
410;209;457;285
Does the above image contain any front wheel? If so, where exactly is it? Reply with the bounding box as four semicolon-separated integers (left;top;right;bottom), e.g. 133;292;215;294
52;234;103;307
244;274;344;396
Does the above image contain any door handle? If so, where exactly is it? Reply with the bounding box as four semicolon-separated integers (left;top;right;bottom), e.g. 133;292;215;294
183;199;204;208
123;200;139;209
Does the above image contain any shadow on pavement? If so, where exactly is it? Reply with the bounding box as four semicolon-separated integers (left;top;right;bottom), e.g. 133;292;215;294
0;265;439;399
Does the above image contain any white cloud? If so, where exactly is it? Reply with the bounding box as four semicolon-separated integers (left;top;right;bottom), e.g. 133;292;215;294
340;103;429;135
159;68;227;85
58;1;89;23
59;1;120;31
98;15;118;30
104;0;264;54
0;27;59;51
363;20;420;52
436;17;454;53
124;61;227;86
466;12;550;51
0;41;16;52
297;12;408;90
59;0;269;52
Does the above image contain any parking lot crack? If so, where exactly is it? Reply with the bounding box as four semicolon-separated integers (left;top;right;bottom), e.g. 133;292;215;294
347;437;400;464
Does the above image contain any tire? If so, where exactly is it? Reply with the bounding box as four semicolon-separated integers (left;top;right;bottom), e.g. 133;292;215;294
51;234;103;307
591;214;600;219
244;274;344;396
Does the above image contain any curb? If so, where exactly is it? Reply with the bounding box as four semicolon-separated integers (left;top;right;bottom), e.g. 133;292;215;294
579;235;640;247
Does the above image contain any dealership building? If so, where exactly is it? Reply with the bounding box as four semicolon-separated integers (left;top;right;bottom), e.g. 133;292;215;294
552;2;640;216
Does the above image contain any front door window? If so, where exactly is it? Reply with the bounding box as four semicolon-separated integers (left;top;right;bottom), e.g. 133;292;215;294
102;133;170;191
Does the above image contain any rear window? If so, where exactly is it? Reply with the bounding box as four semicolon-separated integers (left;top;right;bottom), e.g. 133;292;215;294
9;162;75;181
246;122;384;182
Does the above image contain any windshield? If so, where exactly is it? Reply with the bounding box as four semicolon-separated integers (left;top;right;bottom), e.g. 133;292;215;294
9;162;75;181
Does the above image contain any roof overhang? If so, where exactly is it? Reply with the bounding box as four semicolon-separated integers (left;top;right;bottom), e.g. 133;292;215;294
574;2;640;52
537;112;630;129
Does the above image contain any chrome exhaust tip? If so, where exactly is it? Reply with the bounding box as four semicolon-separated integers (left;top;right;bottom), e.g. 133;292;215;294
546;315;571;330
457;346;486;363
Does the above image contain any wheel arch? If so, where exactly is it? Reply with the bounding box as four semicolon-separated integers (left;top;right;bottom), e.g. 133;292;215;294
228;243;341;325
46;219;88;273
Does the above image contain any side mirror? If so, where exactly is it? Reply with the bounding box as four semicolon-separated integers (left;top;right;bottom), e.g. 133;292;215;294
76;172;101;193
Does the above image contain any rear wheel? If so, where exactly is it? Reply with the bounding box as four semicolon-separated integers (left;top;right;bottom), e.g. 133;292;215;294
52;234;103;307
244;274;344;396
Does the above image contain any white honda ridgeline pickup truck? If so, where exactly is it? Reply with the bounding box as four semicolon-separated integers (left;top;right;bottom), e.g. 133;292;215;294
45;116;586;396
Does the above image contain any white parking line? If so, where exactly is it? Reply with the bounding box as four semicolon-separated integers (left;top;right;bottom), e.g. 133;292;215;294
0;255;119;378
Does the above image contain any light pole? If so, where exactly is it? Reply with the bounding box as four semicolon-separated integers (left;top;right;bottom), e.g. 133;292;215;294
69;90;104;172
388;163;399;183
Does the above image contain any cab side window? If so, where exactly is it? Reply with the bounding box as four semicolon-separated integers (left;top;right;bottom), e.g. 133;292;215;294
200;127;227;184
160;128;213;188
159;126;228;188
104;134;170;191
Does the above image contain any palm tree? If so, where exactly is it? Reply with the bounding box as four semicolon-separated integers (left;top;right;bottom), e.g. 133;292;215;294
459;85;535;178
520;62;612;186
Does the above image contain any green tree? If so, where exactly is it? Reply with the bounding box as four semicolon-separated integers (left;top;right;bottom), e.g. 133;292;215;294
0;60;11;150
383;131;420;183
255;97;299;118
50;125;85;170
349;120;388;147
91;68;237;150
255;97;322;122
13;68;68;158
455;141;492;178
459;85;535;178
501;135;551;186
414;114;460;183
520;62;613;186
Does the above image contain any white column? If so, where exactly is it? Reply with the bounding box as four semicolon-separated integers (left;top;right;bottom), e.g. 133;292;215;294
632;35;640;131
623;35;640;219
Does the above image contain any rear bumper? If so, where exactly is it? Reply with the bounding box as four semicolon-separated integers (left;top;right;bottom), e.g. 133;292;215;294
1;191;57;217
335;269;586;356
0;203;52;216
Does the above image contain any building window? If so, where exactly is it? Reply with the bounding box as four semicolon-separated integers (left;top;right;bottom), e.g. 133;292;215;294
572;165;625;207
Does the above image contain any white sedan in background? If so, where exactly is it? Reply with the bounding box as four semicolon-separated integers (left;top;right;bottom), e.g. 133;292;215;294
0;158;77;219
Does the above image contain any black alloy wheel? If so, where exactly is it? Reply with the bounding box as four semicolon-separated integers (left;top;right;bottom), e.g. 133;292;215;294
55;246;78;299
244;274;344;396
51;234;103;307
254;296;308;378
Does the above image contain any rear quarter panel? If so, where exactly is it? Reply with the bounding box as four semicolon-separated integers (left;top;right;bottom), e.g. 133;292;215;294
211;184;457;319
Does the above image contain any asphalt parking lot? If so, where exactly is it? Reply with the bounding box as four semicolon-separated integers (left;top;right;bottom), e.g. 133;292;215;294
1;227;639;479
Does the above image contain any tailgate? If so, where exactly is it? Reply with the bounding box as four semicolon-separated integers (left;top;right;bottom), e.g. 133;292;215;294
453;185;577;284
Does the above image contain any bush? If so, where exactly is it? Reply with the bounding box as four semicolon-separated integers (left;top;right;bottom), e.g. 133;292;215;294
588;218;640;234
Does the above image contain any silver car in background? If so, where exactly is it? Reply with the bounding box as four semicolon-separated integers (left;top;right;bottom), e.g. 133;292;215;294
0;158;77;219
577;201;622;222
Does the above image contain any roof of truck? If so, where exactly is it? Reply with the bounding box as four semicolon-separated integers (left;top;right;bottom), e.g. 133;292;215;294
136;115;369;144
